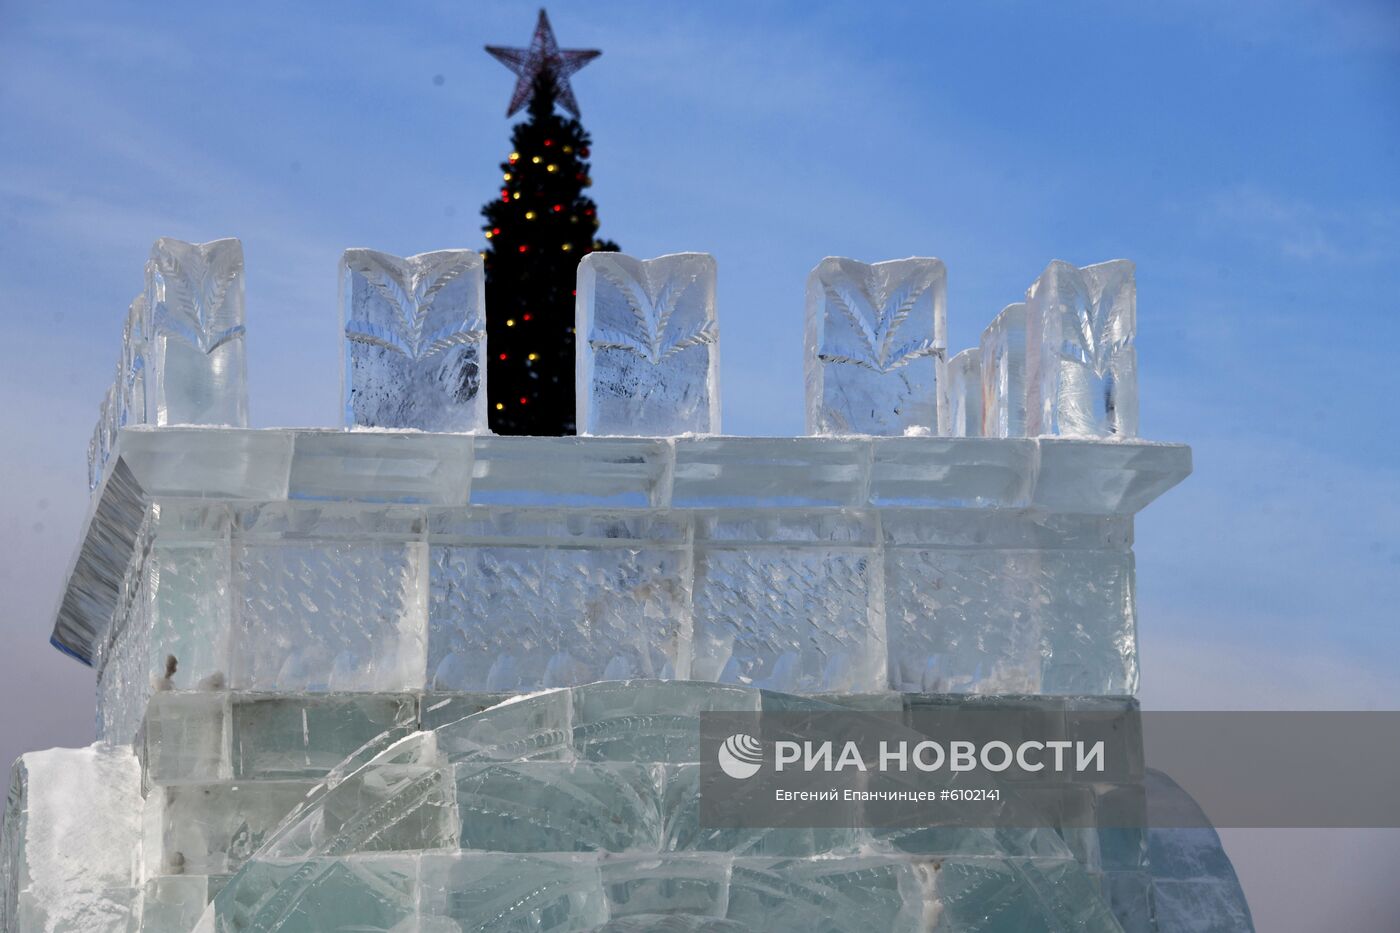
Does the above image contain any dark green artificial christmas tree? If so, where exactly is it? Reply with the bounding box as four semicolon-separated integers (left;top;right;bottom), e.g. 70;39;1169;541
483;12;617;435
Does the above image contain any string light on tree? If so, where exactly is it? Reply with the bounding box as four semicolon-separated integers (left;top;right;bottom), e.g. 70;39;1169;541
480;8;619;435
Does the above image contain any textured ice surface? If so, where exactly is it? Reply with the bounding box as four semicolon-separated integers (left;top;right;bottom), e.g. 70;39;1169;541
146;237;248;427
151;780;316;875
118;428;295;501
690;513;886;693
1026;260;1137;438
883;512;1136;695
260;734;458;859
94;499;235;742
419;853;608;930
178;685;1221;932
288;430;473;504
208;855;419;933
980;302;1028;438
869;438;1035;508
1144;769;1256;932
571;681;761;763
2;745;142;933
139;876;227;933
65;433;1189;705
428;510;690;691
805;257;947;436
933;857;1123;931
1035;439;1193;515
341;248;487;432
231;694;418;779
725;857;933;932
471;436;670;507
576;252;720;436
434;687;574;763
602;855;729;921
231;504;426;692
120;294;148;430
140;692;229;789
945;348;982;437
672;437;868;508
454;761;663;852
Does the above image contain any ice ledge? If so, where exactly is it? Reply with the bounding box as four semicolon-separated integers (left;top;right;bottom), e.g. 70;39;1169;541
50;427;1189;666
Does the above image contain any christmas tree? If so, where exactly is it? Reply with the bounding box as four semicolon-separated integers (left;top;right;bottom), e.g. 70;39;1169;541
482;11;618;435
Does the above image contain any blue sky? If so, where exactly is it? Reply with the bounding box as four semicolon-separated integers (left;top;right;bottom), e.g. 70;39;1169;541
1;2;1398;926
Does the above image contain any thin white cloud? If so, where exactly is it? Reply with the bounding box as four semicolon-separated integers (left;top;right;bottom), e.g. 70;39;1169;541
1201;186;1400;263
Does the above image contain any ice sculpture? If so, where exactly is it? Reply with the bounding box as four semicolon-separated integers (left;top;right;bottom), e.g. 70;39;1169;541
1026;260;1138;438
180;685;1126;932
1;745;142;931
576;251;720;435
120;294;148;430
146;237;248;427
945;348;982;437
804;256;947;436
341;248;487;432
980;301;1028;438
10;240;1251;933
690;512;886;693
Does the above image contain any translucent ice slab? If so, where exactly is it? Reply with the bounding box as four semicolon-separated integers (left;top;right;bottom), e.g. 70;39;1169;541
981;301;1028;438
1026;260;1138;438
231;503;427;693
470;435;670;507
868;437;1035;508
57;431;1189;701
146;237;248;428
2;744;142;933
198;684;1134;932
230;694;419;779
148;779;317;875
427;510;691;691
1143;769;1256;932
577;252;721;436
945;348;982;438
690;512;886;693
805;257;947;436
671;437;868;508
883;511;1137;695
341;248;487;432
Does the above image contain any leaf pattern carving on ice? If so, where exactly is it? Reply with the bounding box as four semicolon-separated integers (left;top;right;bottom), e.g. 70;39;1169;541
814;258;943;374
148;238;246;354
587;255;718;364
343;249;484;361
1048;260;1135;377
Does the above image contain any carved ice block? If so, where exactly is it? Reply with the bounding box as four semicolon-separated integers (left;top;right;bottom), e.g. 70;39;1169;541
882;511;1137;695
145;237;248;426
427;510;691;691
341;248;487;432
120;293;148;428
230;503;428;692
1026;260;1137;438
805;256;947;436
576;252;720;436
980;302;1028;438
946;349;982;437
690;513;885;693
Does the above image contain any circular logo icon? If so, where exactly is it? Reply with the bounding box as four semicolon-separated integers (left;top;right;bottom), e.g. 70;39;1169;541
717;732;764;780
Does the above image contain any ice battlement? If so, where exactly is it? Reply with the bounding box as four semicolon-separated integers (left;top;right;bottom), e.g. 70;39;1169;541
87;239;1143;494
18;238;1228;933
63;237;1183;746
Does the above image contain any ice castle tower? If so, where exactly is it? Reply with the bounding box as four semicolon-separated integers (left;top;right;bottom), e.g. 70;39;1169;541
2;241;1254;931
